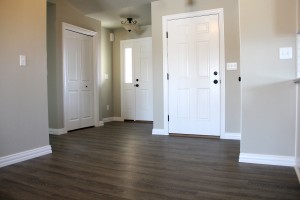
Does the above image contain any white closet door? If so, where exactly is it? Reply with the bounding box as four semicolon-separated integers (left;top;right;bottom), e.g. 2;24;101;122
168;15;220;136
65;31;94;131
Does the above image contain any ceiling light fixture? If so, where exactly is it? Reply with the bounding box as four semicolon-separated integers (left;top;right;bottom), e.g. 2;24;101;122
121;18;137;32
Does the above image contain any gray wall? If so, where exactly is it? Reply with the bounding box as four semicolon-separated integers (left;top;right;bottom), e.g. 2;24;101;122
151;0;241;132
240;0;297;156
0;0;49;157
101;27;114;118
112;26;152;117
47;0;102;129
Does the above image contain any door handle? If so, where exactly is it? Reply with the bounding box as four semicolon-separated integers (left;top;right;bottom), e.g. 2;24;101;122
213;80;218;84
214;71;218;76
134;84;139;87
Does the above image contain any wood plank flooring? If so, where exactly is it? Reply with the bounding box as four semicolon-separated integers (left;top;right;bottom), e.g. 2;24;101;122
1;122;300;199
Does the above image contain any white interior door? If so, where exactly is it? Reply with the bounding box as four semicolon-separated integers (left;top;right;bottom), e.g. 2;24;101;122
168;14;220;136
121;38;153;121
65;30;94;131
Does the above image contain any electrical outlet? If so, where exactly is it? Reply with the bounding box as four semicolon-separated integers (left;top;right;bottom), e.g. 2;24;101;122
279;47;293;60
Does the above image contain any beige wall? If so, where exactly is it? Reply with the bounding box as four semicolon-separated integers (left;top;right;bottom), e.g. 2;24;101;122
298;0;300;32
112;26;152;117
0;0;49;156
47;0;102;128
101;27;114;118
151;0;241;132
297;84;300;173
47;2;57;128
240;0;297;156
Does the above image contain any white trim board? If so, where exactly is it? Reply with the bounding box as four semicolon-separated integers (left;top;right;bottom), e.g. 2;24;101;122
162;9;226;138
102;117;124;123
151;129;241;139
49;128;67;135
295;167;300;183
221;132;241;140
152;129;169;136
0;146;52;168
239;153;296;167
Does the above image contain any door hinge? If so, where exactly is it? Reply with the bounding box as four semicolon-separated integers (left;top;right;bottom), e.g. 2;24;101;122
168;115;169;121
167;73;169;80
166;32;168;38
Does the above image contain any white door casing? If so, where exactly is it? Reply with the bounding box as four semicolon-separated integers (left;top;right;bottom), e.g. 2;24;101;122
162;9;225;137
121;37;153;121
168;14;220;136
63;23;99;132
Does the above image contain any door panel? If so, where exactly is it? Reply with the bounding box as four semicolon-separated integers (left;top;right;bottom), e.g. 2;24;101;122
122;43;135;120
65;30;94;131
135;39;153;121
168;15;220;136
121;38;153;121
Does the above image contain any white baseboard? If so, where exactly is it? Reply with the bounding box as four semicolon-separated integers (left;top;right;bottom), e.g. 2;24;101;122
113;117;124;122
0;145;52;168
103;117;124;123
98;121;104;126
239;153;295;167
152;129;169;135
103;117;114;123
49;128;67;135
221;132;241;140
295;167;300;183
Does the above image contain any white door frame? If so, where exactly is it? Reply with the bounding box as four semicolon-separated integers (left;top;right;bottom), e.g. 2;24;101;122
162;9;226;138
120;37;152;121
62;22;100;132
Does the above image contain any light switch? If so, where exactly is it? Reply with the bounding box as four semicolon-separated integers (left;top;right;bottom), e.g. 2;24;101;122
279;47;293;60
226;62;238;71
20;55;26;66
104;74;109;80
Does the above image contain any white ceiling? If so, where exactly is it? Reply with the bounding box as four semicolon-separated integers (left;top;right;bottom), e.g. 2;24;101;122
67;0;158;29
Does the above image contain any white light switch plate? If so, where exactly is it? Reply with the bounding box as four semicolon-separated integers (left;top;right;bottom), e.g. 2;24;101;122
20;55;26;66
279;47;293;60
104;74;109;80
226;62;238;70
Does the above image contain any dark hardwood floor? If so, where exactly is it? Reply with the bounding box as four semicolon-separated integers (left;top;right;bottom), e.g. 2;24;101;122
1;122;300;200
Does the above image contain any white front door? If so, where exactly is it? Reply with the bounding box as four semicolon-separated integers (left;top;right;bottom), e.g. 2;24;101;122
65;30;94;131
168;14;220;136
121;38;153;121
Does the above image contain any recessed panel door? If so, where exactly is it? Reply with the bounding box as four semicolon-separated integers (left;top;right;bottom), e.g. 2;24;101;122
168;15;220;136
65;30;94;131
121;38;153;121
135;39;153;121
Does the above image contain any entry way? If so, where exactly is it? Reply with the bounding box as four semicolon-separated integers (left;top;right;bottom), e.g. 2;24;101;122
121;37;153;121
167;14;221;136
